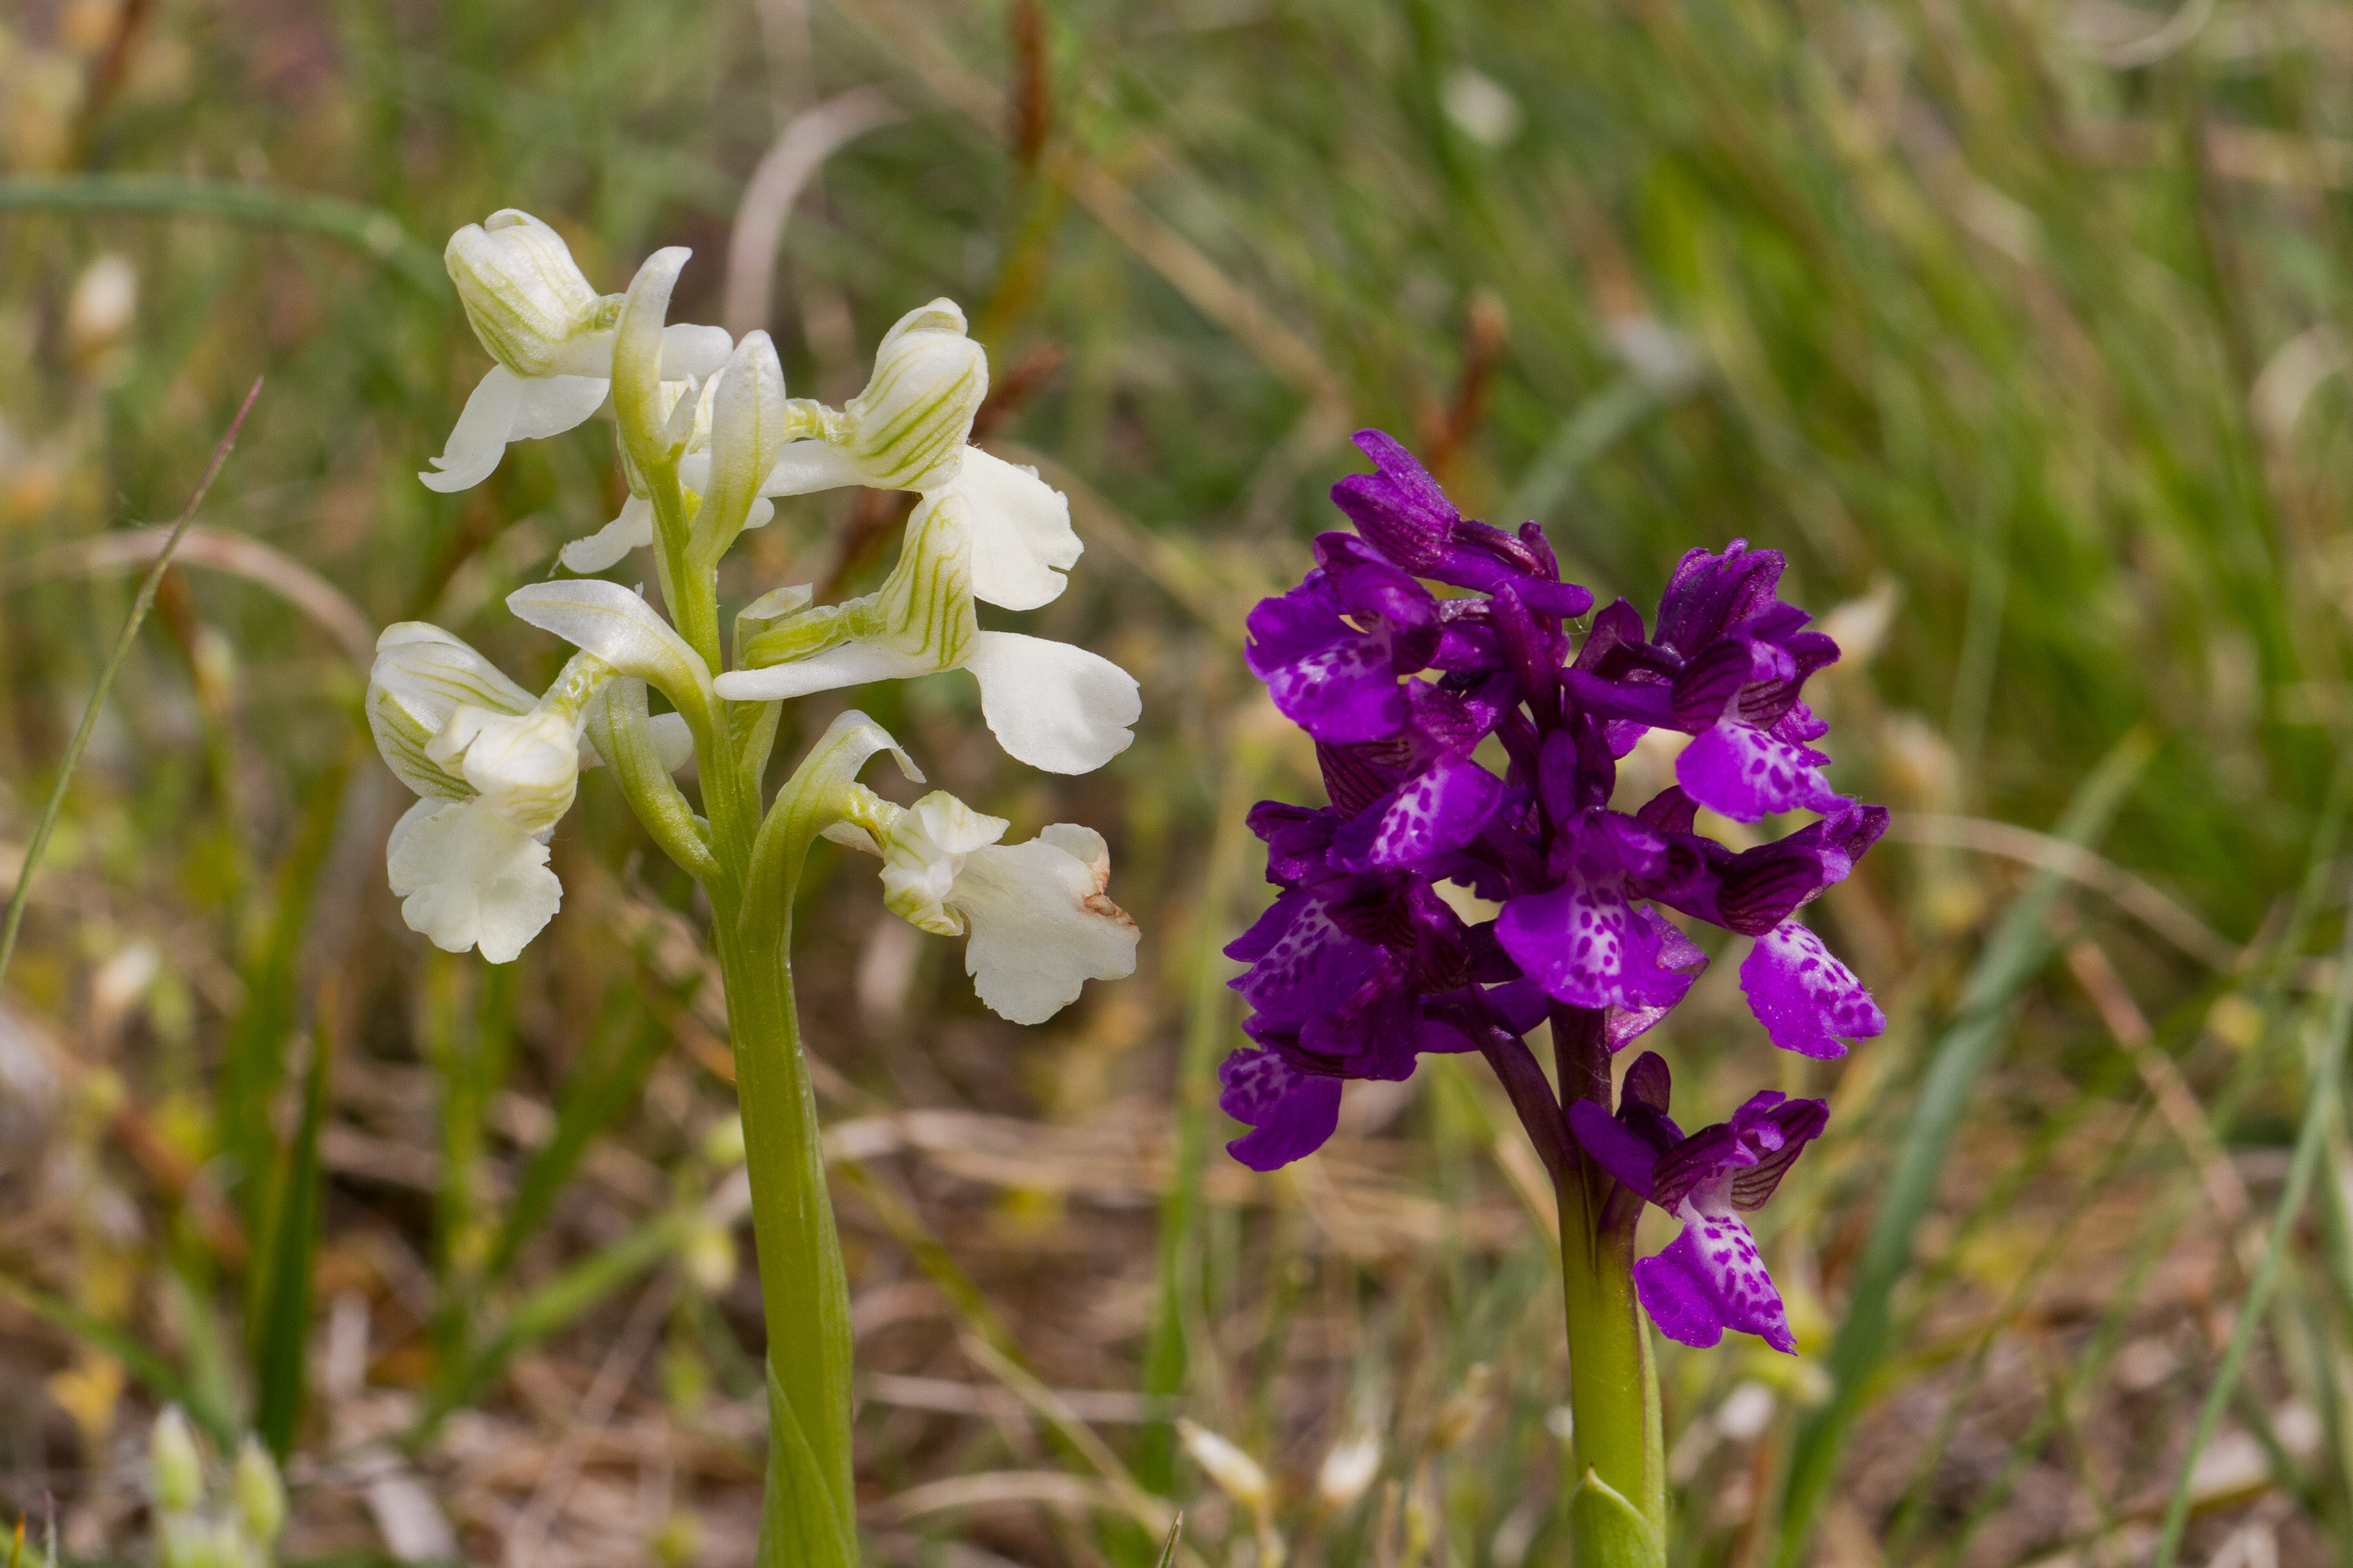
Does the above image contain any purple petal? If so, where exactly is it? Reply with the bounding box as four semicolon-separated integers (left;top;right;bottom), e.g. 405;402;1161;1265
1635;1203;1795;1353
1495;883;1694;1012
1653;541;1787;658
1567;1099;1661;1199
1329;757;1505;871
1219;1048;1343;1170
1740;920;1885;1059
1728;1098;1829;1211
1245;586;1407;743
1331;431;1459;571
1676;717;1845;823
1227;890;1386;1027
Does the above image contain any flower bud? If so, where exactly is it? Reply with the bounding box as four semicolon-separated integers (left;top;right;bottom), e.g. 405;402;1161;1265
682;1220;738;1294
428;706;582;834
1315;1431;1382;1512
66;253;137;370
840;300;986;492
1176;1418;1269;1513
233;1436;288;1544
151;1405;203;1514
700;1114;747;1169
446;210;614;377
368;625;537;800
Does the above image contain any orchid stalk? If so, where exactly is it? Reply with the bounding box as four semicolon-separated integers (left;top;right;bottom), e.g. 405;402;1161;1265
377;212;1142;1567
1218;433;1887;1562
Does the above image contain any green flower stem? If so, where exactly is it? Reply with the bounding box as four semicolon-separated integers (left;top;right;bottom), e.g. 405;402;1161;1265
715;902;862;1568
1552;1004;1667;1565
633;421;861;1566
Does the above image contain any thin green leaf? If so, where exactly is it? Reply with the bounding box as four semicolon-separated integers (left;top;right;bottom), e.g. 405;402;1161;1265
0;1271;232;1447
0;379;262;991
0;176;446;295
249;1003;332;1459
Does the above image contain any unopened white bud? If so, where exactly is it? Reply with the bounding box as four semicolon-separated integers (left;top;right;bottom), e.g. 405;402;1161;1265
841;300;986;492
233;1436;287;1544
446;210;613;377
1315;1431;1382;1512
682;1221;738;1294
66;253;137;362
700;1114;747;1169
151;1405;203;1514
1177;1418;1269;1513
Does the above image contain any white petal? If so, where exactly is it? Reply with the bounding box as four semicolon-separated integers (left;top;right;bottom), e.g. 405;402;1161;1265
559;495;655;574
419;366;522;493
878;791;1010;935
699;332;789;552
661;322;735;382
957;448;1081;611
648;712;694;772
948;832;1139;1024
506;580;713;709
386;798;563;964
507;374;611;440
712;639;939;701
962;631;1139;775
760;439;866;497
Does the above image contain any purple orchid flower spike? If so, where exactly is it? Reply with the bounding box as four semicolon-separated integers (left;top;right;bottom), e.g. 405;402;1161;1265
1568;1053;1827;1353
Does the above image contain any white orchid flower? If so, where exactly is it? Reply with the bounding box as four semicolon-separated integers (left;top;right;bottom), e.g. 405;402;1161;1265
822;788;1138;1025
366;622;689;963
712;490;1138;774
423;210;733;495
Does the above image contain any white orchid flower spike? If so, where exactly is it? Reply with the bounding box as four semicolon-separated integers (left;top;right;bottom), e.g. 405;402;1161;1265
423;210;731;495
822;787;1139;1025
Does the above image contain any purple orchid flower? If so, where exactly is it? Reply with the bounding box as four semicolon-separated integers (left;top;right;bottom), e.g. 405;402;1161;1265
1568;1053;1826;1352
1567;541;1848;823
1216;428;1885;1186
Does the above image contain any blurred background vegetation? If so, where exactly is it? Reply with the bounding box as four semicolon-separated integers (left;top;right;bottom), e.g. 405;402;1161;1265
1;0;2350;1564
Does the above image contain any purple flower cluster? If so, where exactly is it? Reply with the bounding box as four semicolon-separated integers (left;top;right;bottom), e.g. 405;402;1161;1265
1217;430;1886;1352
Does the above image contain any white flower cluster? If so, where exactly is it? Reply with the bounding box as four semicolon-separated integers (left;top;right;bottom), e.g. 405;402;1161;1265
367;210;1139;1022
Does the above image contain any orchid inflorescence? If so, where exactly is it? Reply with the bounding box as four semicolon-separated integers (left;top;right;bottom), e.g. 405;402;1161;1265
1220;431;1886;1355
367;209;1139;1023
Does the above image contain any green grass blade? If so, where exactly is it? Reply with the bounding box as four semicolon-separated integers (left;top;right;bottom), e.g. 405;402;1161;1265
247;999;332;1459
483;980;675;1284
0;379;261;991
427;1214;682;1426
1773;726;2157;1564
220;752;353;1232
1137;736;1263;1496
0;176;447;296
2148;877;2353;1568
0;1271;233;1447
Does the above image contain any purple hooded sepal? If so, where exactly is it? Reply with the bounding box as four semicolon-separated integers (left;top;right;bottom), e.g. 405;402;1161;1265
1329;431;1595;618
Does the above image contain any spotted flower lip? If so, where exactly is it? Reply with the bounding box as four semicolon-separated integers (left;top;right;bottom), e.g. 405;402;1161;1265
1567;1052;1826;1353
1215;428;1885;1183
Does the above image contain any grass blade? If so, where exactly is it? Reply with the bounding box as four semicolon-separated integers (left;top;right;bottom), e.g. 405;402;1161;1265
247;993;334;1459
0;378;262;990
1772;726;2157;1564
0;1270;233;1446
0;176;446;295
